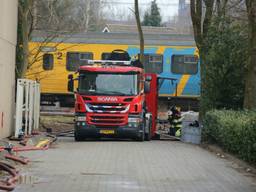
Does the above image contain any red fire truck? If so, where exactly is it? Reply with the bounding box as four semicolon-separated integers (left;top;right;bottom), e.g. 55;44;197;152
68;51;172;141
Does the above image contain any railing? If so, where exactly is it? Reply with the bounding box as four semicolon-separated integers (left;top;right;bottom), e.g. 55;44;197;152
14;79;40;138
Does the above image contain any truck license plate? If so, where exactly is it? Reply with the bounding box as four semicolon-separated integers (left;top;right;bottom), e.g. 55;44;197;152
100;130;115;134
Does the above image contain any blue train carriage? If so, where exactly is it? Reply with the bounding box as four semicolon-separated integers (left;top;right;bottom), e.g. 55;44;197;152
126;45;200;111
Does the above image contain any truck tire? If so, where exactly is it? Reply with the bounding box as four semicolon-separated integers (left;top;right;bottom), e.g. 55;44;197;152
136;120;145;142
134;111;146;142
145;112;152;141
145;118;152;141
145;132;151;141
136;132;144;141
74;131;83;141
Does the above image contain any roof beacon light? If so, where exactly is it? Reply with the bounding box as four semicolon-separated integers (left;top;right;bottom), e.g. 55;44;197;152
85;60;131;66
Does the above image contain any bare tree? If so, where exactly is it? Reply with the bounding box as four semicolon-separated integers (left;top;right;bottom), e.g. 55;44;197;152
17;0;75;78
134;0;145;65
244;0;256;109
34;0;105;32
17;0;106;79
17;0;33;78
190;0;215;116
190;0;215;50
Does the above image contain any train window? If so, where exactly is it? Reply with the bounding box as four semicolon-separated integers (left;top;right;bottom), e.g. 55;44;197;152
171;55;198;74
80;53;93;60
66;52;93;71
144;54;163;74
43;54;54;70
101;53;111;60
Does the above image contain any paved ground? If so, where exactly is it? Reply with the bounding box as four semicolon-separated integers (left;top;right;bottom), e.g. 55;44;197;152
15;138;256;192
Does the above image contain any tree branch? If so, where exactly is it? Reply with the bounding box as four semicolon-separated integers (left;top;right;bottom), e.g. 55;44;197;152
190;0;203;49
203;0;214;39
134;0;144;64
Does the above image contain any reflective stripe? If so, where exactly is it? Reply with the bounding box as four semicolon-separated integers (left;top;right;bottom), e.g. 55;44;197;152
173;119;182;123
170;125;182;129
175;129;181;137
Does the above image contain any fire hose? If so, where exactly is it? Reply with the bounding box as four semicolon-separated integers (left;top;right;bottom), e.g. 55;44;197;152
0;134;57;153
0;162;19;191
0;134;57;190
4;154;29;165
0;144;49;153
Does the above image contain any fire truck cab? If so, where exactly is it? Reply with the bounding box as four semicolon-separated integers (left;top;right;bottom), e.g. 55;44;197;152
68;59;157;141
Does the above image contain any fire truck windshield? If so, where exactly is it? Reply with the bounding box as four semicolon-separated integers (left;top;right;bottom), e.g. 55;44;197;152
78;72;139;96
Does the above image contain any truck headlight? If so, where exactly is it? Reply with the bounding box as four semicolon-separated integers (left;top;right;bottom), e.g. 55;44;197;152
128;117;142;123
76;116;86;121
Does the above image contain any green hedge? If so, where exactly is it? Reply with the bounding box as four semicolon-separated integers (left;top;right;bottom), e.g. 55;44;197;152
203;110;256;164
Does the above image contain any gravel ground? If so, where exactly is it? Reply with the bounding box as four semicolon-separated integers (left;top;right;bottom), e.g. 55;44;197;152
40;115;74;133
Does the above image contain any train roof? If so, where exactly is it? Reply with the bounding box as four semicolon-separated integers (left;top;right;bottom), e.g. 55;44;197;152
102;24;175;34
30;31;196;46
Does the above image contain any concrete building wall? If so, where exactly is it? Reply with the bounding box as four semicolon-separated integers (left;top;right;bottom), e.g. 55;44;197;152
0;0;18;138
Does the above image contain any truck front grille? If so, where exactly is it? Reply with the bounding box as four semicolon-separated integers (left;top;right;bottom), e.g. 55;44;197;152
85;103;130;114
88;115;126;125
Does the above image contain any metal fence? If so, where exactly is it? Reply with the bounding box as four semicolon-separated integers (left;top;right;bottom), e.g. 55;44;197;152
14;79;40;138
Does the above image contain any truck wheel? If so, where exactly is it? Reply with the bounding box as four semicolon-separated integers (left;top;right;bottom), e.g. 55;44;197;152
136;132;144;141
145;123;151;141
145;115;152;141
145;132;151;141
74;131;83;141
136;121;145;141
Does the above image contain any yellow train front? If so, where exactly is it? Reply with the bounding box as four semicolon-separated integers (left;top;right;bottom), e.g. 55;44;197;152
27;32;200;110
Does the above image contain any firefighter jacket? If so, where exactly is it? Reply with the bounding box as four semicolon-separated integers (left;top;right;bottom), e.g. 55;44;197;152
169;113;182;137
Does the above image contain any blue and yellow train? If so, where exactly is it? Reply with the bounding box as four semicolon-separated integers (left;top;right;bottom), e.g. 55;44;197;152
27;32;200;109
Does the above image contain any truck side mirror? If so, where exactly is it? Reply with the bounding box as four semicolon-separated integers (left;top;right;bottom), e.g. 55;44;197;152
67;74;74;92
144;81;150;94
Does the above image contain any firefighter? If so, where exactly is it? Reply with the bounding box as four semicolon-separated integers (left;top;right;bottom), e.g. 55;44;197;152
168;106;182;137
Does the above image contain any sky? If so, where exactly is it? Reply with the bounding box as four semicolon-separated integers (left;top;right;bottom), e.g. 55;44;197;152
102;0;186;22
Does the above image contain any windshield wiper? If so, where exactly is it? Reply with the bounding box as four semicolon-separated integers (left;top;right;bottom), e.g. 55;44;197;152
104;91;127;96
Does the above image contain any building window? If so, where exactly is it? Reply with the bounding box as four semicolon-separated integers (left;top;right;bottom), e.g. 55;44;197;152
66;52;93;71
101;52;111;60
144;54;163;74
171;55;198;74
43;54;54;70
